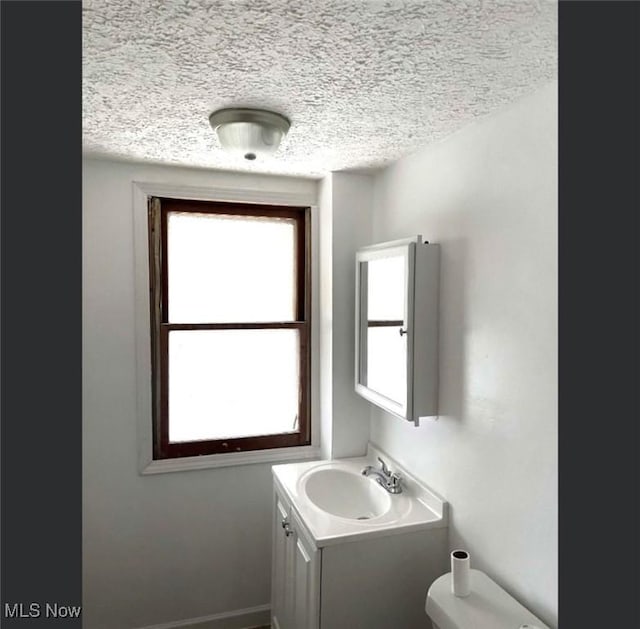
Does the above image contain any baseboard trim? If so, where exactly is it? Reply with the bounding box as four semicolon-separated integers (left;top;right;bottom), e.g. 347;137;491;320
135;604;270;629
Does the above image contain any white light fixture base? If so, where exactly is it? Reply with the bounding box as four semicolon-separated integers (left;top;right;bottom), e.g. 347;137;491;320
208;108;290;161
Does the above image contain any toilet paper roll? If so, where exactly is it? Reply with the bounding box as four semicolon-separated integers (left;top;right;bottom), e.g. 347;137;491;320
451;549;470;597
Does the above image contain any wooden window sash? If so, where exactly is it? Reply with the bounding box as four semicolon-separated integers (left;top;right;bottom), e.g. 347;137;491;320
148;197;311;460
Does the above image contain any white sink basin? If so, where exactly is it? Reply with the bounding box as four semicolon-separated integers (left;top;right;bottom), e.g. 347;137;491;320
302;468;392;520
272;447;447;547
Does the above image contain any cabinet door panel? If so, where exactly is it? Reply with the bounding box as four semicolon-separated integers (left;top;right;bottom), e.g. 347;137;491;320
294;538;311;628
272;491;291;629
291;511;320;629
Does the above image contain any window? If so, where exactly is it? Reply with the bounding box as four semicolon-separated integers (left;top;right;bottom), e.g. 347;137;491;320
148;197;311;459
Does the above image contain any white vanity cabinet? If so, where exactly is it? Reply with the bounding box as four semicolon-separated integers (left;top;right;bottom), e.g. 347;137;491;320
271;486;320;629
271;467;448;629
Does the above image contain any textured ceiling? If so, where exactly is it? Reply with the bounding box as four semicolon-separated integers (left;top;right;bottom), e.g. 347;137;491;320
83;0;557;177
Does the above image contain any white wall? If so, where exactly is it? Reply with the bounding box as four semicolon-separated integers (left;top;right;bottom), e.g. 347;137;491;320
318;175;334;459
82;158;318;629
319;172;374;460
370;82;558;626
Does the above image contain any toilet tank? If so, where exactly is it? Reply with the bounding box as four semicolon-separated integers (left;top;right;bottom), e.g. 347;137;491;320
425;569;550;629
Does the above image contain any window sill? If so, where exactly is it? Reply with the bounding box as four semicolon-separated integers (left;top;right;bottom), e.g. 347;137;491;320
140;444;321;475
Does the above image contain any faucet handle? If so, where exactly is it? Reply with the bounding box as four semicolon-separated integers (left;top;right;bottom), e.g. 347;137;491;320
378;457;391;477
389;472;403;493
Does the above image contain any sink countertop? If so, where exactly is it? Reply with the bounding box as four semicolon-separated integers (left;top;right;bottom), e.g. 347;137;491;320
272;443;447;548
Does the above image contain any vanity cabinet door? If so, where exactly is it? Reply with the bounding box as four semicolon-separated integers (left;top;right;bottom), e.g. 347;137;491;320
272;485;320;629
290;509;320;629
271;489;294;629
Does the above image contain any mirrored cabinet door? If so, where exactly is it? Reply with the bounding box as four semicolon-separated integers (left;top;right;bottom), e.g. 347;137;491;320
355;236;439;424
356;244;411;416
365;254;407;404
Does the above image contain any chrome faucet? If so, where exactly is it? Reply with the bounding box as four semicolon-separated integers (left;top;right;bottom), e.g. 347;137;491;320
362;457;403;494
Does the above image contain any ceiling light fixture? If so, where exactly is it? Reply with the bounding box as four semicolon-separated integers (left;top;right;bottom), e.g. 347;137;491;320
208;108;290;161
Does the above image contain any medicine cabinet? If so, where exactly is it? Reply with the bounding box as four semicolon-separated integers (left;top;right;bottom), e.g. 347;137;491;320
354;235;439;424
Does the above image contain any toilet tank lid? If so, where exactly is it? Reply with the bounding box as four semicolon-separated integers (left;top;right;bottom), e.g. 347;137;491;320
425;569;549;629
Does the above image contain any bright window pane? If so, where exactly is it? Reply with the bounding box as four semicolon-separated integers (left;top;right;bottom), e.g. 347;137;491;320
167;211;296;323
367;256;405;320
168;329;299;442
367;326;406;404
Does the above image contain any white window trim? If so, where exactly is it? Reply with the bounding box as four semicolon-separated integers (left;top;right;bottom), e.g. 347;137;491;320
132;180;321;474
